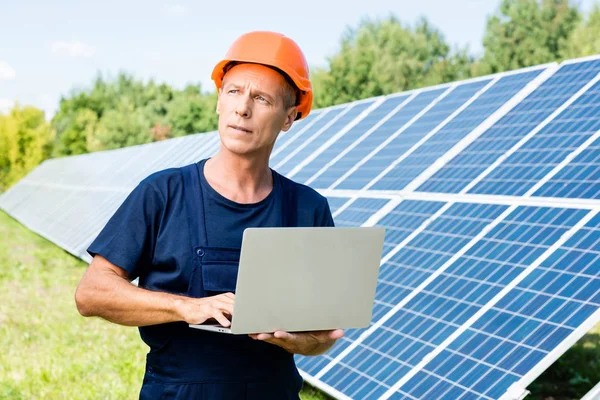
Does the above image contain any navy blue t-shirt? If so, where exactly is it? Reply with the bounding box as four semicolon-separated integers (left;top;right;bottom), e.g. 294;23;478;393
199;159;283;248
87;159;333;282
86;159;334;385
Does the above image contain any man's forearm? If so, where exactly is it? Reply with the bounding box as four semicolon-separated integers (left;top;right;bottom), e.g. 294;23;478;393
75;265;185;327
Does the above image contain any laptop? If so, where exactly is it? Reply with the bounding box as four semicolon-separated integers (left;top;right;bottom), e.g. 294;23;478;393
189;226;385;334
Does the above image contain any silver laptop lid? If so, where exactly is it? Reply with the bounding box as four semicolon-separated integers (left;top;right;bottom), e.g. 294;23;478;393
230;227;385;334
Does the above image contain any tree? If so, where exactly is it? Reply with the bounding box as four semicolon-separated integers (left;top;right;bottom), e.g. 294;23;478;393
51;73;218;155
560;4;600;58
52;108;98;156
90;98;153;151
481;0;581;73
0;105;54;191
311;15;473;107
166;85;218;137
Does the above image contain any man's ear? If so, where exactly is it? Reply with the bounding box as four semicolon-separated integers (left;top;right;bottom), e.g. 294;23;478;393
281;107;298;132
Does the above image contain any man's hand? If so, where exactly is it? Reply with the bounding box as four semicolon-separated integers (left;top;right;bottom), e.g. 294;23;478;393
175;293;235;327
248;329;344;356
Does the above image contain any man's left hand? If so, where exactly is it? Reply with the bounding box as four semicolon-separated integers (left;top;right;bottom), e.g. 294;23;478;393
249;329;344;356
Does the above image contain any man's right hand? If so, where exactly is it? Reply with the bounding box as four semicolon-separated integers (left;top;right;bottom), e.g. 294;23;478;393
175;293;235;327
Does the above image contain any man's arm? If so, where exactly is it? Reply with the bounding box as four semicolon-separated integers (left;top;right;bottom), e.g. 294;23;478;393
75;255;234;328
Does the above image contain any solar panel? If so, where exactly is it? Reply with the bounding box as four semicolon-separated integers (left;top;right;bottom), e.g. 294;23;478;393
306;94;412;188
2;55;600;400
269;105;348;167
276;99;377;175
466;78;600;196
533;131;600;199
333;88;448;190
335;79;492;191
418;59;600;194
387;209;599;400
370;67;550;192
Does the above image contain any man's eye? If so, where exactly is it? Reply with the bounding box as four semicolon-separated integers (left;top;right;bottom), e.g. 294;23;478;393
256;96;267;102
228;89;238;94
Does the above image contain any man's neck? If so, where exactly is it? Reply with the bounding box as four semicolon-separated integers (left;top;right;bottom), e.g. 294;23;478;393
203;150;273;204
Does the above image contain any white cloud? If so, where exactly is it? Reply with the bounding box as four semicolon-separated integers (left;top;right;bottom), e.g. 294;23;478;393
0;98;15;115
50;40;96;58
165;4;187;16
0;61;16;81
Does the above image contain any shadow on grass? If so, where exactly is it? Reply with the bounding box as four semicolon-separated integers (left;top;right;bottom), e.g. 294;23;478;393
528;332;600;400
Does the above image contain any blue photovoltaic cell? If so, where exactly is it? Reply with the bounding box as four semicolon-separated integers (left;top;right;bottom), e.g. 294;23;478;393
534;134;600;199
389;206;589;400
333;89;447;190
296;200;445;377
372;68;546;192
341;79;491;191
277;100;375;176
376;200;446;258
394;211;600;400
419;59;600;194
326;196;351;215
306;89;444;190
316;203;507;399
469;79;600;196
296;96;408;186
269;106;347;167
333;197;390;227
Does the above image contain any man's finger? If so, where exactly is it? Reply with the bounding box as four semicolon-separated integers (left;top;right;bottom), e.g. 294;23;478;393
214;300;234;314
329;329;344;340
273;330;295;341
255;332;275;341
212;310;231;327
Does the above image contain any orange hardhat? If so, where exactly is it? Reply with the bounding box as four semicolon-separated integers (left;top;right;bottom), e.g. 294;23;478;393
211;31;313;120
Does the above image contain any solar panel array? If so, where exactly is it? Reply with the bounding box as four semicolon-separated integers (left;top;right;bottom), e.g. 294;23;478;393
2;55;600;400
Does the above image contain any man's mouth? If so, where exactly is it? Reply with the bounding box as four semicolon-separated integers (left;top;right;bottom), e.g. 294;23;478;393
229;124;252;133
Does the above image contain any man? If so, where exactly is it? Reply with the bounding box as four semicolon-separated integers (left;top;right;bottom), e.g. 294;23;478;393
74;31;343;399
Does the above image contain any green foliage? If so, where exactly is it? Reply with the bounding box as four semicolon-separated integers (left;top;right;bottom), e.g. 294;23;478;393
166;85;218;137
0;105;54;191
560;4;600;58
51;72;217;157
481;0;581;73
316;15;474;107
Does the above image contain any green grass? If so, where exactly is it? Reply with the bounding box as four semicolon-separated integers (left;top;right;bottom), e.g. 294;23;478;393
1;208;598;399
0;210;331;399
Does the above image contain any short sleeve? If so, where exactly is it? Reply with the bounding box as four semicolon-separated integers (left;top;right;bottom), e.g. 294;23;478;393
318;198;335;227
87;180;164;280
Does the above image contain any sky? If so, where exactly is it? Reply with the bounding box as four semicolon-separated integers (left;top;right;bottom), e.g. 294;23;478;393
0;0;597;119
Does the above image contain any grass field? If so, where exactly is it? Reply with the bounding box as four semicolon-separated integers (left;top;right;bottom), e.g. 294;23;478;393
0;209;597;399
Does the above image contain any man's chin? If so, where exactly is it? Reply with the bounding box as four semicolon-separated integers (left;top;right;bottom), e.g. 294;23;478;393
221;141;262;158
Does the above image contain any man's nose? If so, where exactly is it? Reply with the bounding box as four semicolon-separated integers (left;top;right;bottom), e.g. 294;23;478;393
235;95;252;118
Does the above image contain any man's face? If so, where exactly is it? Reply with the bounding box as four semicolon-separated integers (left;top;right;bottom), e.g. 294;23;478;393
217;63;297;158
